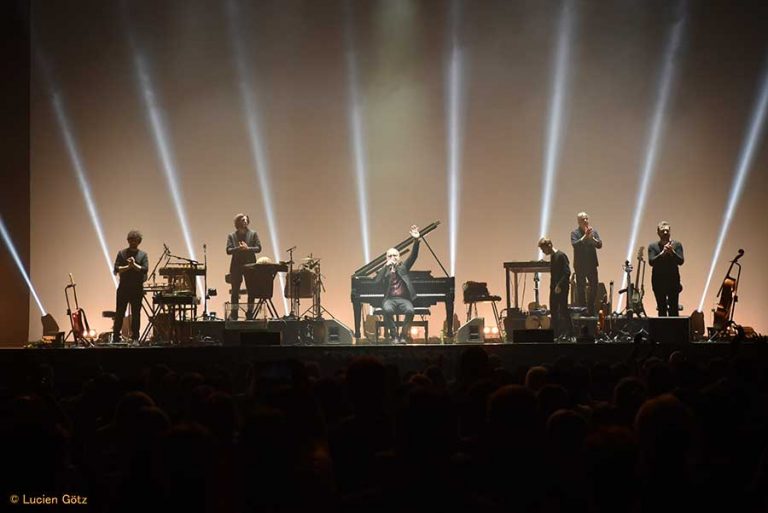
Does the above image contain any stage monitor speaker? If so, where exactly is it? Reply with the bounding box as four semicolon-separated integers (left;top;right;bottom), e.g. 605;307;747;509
224;320;274;346
456;317;484;343
504;309;527;341
323;319;354;345
240;331;281;346
184;320;225;343
512;329;554;343
648;316;691;345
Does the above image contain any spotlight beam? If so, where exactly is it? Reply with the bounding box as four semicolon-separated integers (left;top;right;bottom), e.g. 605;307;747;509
698;58;768;311
446;0;464;277
0;216;46;315
344;0;372;263
539;0;574;249
225;0;287;313
123;15;201;295
34;48;117;287
618;2;686;311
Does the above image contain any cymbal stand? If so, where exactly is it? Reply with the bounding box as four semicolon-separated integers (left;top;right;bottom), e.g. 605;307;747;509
301;260;336;320
200;243;218;320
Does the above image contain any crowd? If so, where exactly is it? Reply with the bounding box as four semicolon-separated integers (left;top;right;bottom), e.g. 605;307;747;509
1;341;767;512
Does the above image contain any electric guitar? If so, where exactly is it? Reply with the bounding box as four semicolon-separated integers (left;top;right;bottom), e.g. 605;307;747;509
629;247;646;315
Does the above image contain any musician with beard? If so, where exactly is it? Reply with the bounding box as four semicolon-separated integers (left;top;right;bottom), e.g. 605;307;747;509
227;213;262;320
648;221;684;316
375;225;421;344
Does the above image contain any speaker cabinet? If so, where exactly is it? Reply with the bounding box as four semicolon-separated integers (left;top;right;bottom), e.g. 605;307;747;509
648;316;691;345
456;318;485;343
511;329;554;343
323;319;354;345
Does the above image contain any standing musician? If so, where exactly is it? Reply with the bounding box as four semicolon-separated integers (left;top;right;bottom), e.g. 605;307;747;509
538;237;573;339
570;211;602;315
376;225;421;344
112;230;148;342
226;213;262;320
648;221;684;316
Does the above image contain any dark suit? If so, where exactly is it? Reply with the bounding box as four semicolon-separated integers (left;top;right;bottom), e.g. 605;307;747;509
375;240;420;339
570;227;602;315
648;239;684;316
226;229;262;319
112;248;148;340
550;250;573;338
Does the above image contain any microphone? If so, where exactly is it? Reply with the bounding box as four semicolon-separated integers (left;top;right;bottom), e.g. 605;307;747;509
286;246;297;252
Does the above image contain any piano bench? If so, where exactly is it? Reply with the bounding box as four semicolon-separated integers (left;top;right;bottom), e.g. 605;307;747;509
372;308;430;342
373;307;431;317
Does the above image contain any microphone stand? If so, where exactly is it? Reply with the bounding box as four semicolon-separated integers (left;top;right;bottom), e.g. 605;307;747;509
202;243;210;320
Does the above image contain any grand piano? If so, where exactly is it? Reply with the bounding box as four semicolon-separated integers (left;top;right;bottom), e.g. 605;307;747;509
351;221;455;338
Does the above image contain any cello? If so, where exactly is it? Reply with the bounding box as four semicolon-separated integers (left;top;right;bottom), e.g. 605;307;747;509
712;249;744;335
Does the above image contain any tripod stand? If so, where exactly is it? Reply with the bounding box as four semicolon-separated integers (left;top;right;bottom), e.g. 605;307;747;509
300;257;336;320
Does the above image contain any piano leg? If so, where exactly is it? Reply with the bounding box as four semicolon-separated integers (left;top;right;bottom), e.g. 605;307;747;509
446;298;455;338
353;301;362;338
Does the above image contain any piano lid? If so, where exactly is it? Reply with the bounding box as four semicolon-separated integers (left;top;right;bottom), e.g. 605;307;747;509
352;221;441;277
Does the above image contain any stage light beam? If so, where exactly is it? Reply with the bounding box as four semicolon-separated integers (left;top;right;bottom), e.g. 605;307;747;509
0;216;46;315
539;0;574;252
446;0;465;277
344;0;372;264
123;16;201;294
225;0;287;313
698;58;768;312
617;2;686;311
34;48;117;287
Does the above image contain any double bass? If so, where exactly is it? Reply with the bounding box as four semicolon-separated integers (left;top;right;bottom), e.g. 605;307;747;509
712;249;744;333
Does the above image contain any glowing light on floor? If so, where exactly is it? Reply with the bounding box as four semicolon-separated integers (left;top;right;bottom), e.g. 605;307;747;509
539;0;574;247
617;2;686;311
698;58;768;312
35;49;117;287
0;216;46;315
124;19;201;294
344;0;372;263
446;0;465;277
225;0;287;313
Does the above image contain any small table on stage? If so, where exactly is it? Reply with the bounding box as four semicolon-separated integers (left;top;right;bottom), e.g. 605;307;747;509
503;261;550;312
240;262;288;319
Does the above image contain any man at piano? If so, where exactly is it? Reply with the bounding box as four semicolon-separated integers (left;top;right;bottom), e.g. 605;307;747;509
375;225;421;344
538;237;573;340
570;211;602;316
112;230;148;342
227;213;262;320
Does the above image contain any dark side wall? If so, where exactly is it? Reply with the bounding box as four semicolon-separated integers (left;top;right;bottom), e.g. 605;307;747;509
0;1;30;346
